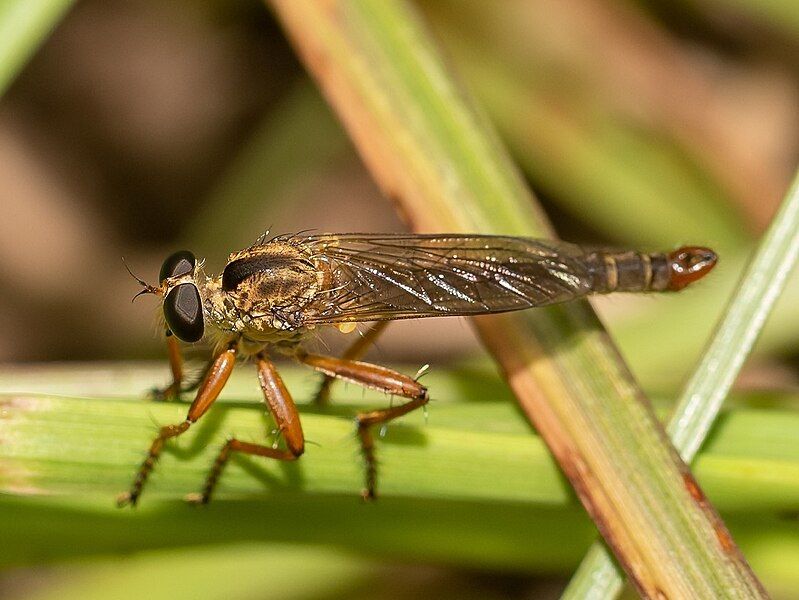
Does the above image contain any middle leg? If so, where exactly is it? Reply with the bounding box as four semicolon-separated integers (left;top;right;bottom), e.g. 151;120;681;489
297;350;428;500
189;352;305;504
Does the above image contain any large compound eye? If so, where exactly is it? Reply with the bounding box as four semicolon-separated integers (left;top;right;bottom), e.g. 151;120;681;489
163;284;204;342
160;250;196;283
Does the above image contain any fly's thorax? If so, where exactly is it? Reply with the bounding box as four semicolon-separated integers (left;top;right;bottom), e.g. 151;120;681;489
200;277;292;341
205;241;322;336
585;251;671;293
201;277;238;332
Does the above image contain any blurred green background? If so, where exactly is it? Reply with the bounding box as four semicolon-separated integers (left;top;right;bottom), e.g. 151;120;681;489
1;0;798;598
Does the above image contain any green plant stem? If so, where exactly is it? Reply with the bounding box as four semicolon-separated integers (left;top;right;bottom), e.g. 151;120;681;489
20;543;376;600
563;172;799;598
3;368;799;511
266;1;765;596
669;172;799;458
0;0;74;97
610;246;799;393
1;364;799;578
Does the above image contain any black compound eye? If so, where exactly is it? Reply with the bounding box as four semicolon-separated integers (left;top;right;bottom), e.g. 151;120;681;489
160;250;196;283
163;284;204;342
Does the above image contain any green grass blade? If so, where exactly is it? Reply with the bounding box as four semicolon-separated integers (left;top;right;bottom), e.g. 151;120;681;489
562;172;799;597
1;364;799;588
266;0;766;596
19;544;375;600
610;247;799;392
671;171;799;458
0;0;74;97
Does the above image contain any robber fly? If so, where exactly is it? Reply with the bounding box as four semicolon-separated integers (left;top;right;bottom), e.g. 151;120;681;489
119;233;717;506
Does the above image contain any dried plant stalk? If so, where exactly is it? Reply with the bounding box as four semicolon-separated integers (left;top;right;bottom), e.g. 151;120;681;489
266;0;767;597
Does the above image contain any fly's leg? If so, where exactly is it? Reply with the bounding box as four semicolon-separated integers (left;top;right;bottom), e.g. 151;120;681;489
149;333;184;401
118;343;238;507
188;352;305;505
356;392;428;501
186;441;298;506
176;357;216;395
314;321;389;405
151;335;216;401
297;350;428;500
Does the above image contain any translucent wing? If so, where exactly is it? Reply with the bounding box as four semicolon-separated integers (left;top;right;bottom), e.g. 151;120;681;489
299;233;593;324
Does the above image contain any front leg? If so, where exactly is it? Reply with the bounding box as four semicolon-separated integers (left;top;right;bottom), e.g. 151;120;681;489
296;350;428;500
118;343;238;506
150;334;215;401
149;333;183;400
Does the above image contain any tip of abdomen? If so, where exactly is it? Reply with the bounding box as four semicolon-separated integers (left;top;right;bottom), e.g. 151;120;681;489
667;247;718;290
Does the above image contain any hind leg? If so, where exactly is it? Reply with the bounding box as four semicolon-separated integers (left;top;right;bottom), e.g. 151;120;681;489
313;321;389;405
297;350;427;499
188;352;305;504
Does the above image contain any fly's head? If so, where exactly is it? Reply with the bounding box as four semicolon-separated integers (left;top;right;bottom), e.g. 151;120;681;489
127;250;206;343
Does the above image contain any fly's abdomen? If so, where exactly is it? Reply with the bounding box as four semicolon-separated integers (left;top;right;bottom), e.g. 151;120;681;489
585;246;717;293
585;251;668;293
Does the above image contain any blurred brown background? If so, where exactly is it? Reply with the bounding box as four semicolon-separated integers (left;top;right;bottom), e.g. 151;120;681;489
0;0;797;377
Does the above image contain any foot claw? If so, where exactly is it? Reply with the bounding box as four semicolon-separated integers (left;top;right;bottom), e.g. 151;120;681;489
312;382;331;405
116;492;136;508
149;384;180;402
